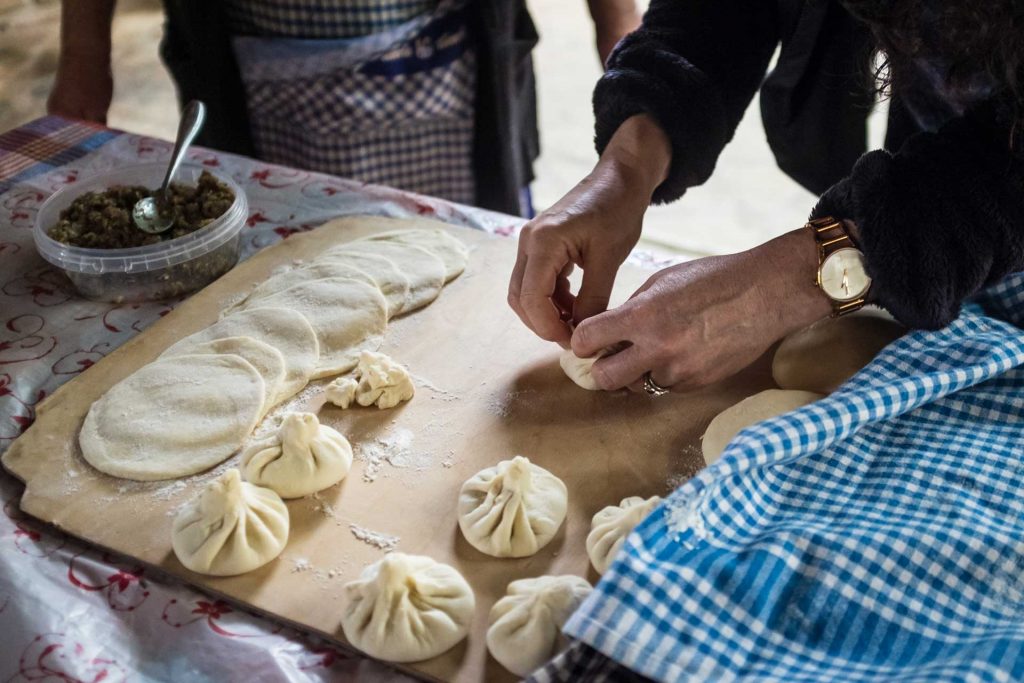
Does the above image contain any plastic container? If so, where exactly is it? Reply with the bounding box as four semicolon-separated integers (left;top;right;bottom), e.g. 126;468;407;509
33;163;247;303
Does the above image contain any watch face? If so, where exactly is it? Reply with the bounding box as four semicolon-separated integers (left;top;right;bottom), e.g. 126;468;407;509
820;248;871;301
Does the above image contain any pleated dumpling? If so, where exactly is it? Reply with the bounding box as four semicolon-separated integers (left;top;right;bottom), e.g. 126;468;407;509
458;456;567;558
487;575;592;676
240;412;352;499
341;553;475;662
171;469;289;576
586;495;662;575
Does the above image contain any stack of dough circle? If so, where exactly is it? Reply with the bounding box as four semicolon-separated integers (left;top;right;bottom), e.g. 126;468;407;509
487;575;592;676
586;495;662;575
458;456;568;558
324;241;446;315
341;553;475;662
361;228;469;282
702;389;823;465
79;354;266;481
316;250;412;318
171;469;289;576
225;260;379;317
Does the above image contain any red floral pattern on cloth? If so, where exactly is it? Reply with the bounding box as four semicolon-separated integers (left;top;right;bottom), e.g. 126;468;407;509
0;120;683;681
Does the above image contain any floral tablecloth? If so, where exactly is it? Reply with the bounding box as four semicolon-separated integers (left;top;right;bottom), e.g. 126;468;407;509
0;117;679;682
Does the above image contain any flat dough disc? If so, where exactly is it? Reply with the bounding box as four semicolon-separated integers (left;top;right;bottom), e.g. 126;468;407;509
242;277;388;379
162;307;319;404
80;354;266;481
316;251;411;317
324;241;445;316
358;228;469;283
162;336;286;415
702;389;823;465
223;261;376;317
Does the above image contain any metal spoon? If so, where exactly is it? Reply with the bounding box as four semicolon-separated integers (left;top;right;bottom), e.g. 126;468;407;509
132;100;207;234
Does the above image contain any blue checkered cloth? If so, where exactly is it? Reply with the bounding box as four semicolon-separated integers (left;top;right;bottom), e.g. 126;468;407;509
534;271;1024;682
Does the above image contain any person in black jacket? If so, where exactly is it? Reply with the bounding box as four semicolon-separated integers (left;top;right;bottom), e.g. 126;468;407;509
508;0;1024;393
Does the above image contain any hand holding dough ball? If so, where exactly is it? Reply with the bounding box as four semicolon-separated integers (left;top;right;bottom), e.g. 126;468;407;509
171;469;288;576
702;389;823;465
341;553;475;662
772;309;905;394
487;575;592;676
240;412;352;498
586;495;662;575
559;350;600;390
458;456;567;558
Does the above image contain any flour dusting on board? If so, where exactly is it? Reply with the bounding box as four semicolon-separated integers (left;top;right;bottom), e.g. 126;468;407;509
355;426;435;482
349;524;399;552
411;373;459;402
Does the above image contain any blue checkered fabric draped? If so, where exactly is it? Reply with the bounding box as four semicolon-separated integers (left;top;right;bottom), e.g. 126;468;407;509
230;0;476;204
535;271;1024;682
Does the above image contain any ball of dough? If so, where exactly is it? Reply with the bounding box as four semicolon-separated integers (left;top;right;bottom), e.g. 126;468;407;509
772;309;905;394
586;495;662;575
702;389;823;465
341;553;475;662
80;354;265;481
171;469;289;576
240;412;352;498
559;350;599;390
487;575;592;676
458;456;567;558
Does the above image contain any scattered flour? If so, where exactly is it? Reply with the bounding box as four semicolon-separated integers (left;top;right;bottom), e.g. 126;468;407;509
349;524;399;552
485;388;535;418
410;373;459;402
355;426;435;483
291;557;313;573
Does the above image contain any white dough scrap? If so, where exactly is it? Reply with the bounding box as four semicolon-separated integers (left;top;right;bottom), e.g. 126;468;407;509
80;354;265;481
171;469;289;576
240;412;353;498
322;351;414;410
586;495;662;575
341;553;475;663
324;377;358;409
487;575;592;676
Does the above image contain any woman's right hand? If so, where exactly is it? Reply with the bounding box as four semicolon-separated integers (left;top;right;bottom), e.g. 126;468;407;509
507;114;672;346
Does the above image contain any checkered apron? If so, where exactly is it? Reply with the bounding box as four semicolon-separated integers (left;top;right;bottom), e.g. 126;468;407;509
230;0;476;204
532;272;1024;681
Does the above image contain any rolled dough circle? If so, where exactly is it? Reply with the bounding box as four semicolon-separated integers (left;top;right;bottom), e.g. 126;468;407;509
324;241;445;316
359;228;469;283
772;309;905;394
702;389;823;465
80;354;266;481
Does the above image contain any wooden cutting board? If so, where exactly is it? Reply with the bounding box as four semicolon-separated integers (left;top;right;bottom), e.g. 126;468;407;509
2;216;773;682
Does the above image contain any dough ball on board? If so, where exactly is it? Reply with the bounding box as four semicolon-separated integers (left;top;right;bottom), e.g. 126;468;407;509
341;553;475;663
559;350;599;390
702;389;823;465
586;495;662;575
458;456;568;558
240;412;352;498
772;309;905;394
80;354;265;481
487;575;592;676
171;469;289;576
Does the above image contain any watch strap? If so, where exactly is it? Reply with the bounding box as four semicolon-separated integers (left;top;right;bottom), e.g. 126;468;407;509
806;216;869;317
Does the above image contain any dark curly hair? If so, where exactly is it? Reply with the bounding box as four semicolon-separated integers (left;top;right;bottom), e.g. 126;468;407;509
841;0;1024;114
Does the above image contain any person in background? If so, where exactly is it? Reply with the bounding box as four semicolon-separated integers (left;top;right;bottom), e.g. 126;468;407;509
509;0;1024;394
47;0;641;218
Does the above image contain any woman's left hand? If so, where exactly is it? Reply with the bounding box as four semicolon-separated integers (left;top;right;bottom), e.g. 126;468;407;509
571;228;834;391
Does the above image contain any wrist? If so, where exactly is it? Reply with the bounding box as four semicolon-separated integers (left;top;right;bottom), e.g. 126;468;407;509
759;228;833;335
598;114;671;198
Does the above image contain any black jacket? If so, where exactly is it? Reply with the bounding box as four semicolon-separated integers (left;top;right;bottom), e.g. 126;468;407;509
158;0;539;217
596;0;1024;329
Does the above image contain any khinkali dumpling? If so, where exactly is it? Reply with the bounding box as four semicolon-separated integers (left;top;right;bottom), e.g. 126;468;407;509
487;575;592;676
171;469;289;576
458;456;567;558
586;495;662;575
341;553;475;662
240;412;352;498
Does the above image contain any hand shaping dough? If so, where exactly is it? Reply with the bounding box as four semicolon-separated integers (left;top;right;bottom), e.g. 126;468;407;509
239;277;388;379
358;228;469;283
161;336;285;416
325;241;445;316
586;495;662;575
458;456;567;558
240;412;353;498
324;377;358;409
162;306;319;405
773;309;905;394
702;389;823;465
559;350;599;390
171;469;289;576
341;553;475;663
487;575;592;676
80;354;265;481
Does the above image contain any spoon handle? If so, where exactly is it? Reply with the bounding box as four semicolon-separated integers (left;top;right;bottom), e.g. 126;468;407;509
159;100;207;197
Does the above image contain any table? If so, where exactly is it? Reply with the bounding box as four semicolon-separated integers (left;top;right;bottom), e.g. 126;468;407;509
0;116;682;682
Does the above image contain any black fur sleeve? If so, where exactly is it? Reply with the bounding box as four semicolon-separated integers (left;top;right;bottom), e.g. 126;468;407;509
811;103;1024;330
593;1;780;204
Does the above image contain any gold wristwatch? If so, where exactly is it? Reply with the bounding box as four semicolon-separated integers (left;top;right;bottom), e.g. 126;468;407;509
806;216;871;317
